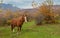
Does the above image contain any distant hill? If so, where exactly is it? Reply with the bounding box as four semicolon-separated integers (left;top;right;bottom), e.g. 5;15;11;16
0;3;60;14
0;3;20;11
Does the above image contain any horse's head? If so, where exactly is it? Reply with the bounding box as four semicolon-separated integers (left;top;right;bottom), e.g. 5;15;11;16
22;14;28;22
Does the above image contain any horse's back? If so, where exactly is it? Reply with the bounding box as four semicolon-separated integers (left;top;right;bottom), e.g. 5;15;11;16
11;16;24;26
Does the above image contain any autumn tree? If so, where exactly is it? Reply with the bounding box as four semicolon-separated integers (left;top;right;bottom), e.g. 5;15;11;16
38;0;56;24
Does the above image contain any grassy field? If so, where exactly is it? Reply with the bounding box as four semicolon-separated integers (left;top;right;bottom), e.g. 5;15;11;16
0;21;60;38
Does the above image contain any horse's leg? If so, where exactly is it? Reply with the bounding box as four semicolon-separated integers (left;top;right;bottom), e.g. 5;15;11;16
19;25;22;31
17;26;20;34
17;25;22;32
19;23;23;31
11;24;13;31
17;26;19;32
11;24;15;32
16;25;22;34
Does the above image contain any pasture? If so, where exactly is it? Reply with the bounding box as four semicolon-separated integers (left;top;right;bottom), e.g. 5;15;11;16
0;21;60;38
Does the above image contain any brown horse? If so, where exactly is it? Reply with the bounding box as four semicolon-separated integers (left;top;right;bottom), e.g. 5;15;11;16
11;15;27;32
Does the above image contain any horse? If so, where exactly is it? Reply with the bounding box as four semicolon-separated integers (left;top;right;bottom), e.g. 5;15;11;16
11;15;27;32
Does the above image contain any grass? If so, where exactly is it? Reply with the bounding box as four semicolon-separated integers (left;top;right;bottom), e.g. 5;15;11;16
0;21;60;38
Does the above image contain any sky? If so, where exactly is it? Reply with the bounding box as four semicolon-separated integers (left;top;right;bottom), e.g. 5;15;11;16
0;0;60;9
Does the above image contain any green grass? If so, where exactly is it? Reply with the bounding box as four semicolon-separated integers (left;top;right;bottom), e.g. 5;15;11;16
0;21;60;38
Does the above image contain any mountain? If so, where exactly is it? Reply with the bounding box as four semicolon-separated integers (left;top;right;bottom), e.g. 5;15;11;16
0;3;60;14
0;3;20;11
0;3;21;18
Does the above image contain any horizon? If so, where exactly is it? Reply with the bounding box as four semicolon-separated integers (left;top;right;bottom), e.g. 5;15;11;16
0;0;60;9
